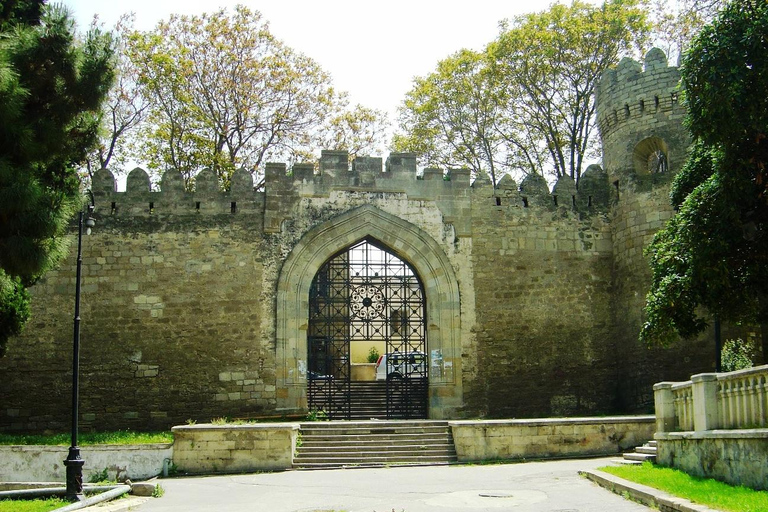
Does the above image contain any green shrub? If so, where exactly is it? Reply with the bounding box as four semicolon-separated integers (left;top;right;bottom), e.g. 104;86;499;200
367;346;380;363
721;338;755;372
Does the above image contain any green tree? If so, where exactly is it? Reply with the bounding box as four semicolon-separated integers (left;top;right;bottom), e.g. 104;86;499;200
393;49;511;185
314;101;389;164
128;6;387;189
83;13;148;180
648;0;726;64
0;1;114;354
641;0;768;346
491;0;648;183
394;0;648;185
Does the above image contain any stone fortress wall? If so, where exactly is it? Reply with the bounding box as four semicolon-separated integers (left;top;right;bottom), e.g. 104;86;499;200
0;49;750;432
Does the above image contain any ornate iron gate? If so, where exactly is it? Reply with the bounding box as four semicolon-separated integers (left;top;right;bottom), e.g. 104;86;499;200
308;238;427;419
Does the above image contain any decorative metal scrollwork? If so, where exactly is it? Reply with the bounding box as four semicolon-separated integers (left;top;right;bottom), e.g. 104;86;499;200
350;285;385;319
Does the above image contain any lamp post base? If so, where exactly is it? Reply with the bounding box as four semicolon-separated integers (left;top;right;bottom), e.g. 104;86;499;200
64;446;85;501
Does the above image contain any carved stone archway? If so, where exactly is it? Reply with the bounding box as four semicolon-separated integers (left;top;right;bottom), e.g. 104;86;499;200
275;205;462;418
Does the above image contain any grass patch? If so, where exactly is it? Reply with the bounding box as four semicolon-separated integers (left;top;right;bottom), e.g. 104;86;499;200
0;430;173;446
600;462;768;512
0;497;68;512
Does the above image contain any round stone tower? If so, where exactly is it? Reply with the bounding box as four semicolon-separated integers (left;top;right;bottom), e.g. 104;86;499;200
596;48;706;412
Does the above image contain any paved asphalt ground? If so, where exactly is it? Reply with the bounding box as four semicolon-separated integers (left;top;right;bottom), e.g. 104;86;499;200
129;456;650;512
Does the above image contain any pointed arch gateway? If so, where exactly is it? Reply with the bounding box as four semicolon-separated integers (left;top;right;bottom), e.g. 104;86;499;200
275;205;462;419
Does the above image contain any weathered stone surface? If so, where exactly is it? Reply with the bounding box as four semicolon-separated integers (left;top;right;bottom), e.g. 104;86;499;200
0;49;761;432
657;431;768;491
450;416;655;461
171;424;298;474
131;482;157;496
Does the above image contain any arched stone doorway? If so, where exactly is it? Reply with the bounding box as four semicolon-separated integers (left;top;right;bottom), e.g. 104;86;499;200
275;205;462;418
307;238;427;419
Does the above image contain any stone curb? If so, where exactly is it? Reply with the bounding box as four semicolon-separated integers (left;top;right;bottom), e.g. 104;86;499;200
579;469;720;512
83;496;149;511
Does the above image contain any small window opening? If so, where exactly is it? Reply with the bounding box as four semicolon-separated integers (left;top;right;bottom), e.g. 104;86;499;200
195;201;201;211
572;195;577;208
624;104;630;118
654;96;660;109
110;202;117;215
149;202;154;214
639;99;645;112
231;201;237;214
522;197;529;208
553;195;558;207
614;180;620;201
495;197;501;206
588;196;593;208
671;92;678;103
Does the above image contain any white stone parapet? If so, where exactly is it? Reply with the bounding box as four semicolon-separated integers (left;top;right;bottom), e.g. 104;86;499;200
654;364;768;433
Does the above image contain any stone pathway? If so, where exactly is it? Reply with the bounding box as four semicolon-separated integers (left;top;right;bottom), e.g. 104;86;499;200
122;456;650;512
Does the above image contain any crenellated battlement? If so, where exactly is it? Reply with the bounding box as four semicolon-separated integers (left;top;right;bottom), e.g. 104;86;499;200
596;48;683;140
92;150;610;230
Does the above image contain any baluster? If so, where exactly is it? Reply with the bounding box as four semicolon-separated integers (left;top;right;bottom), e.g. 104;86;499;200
739;377;749;428
759;376;767;427
717;381;726;427
747;376;756;426
689;390;695;430
728;380;738;428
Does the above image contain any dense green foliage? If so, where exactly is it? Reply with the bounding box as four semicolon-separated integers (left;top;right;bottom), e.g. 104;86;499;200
601;462;768;512
0;0;114;355
394;0;648;185
641;0;768;345
721;338;756;372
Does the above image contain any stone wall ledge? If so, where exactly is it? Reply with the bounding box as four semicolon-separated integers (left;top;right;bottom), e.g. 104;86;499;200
4;443;173;452
449;416;655;462
656;428;768;440
0;444;173;483
171;423;299;433
171;423;299;474
656;428;768;491
449;415;654;427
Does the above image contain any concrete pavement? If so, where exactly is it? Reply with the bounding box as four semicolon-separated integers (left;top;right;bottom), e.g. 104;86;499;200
127;457;650;512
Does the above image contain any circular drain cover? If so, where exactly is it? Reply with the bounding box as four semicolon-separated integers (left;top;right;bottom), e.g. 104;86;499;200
425;489;547;508
479;492;516;498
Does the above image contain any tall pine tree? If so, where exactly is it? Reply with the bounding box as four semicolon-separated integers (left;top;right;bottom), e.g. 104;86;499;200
0;0;114;355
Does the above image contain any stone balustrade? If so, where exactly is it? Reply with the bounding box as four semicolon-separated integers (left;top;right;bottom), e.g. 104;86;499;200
653;365;768;491
654;364;768;432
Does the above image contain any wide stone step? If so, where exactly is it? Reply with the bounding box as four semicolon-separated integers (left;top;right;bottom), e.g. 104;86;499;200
302;433;452;440
294;420;457;470
297;444;456;454
635;445;657;455
301;437;453;447
299;421;450;432
294;454;458;465
294;461;453;470
294;447;456;461
623;452;656;462
300;420;447;427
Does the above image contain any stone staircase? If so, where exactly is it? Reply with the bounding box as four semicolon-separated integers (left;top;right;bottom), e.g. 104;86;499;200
619;440;657;465
310;381;428;420
349;381;388;420
293;420;458;469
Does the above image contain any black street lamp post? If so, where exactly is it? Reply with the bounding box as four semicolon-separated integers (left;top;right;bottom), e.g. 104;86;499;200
64;198;95;501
